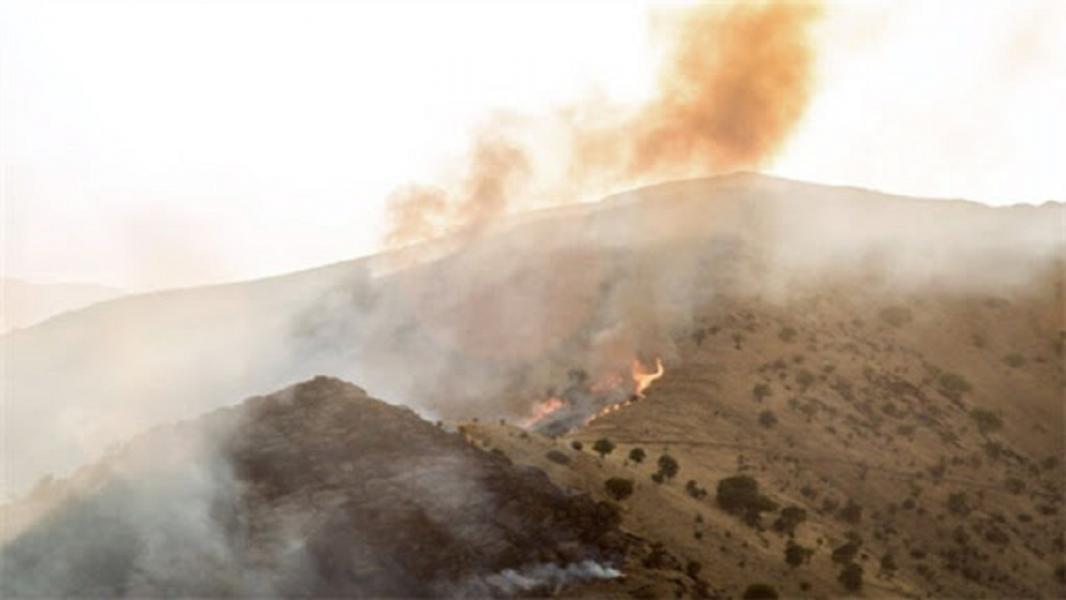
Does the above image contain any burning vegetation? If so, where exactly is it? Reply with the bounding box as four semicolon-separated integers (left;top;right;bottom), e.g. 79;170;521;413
522;357;666;434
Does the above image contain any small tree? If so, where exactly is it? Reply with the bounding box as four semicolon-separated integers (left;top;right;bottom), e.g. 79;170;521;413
629;447;646;464
758;410;778;428
970;408;1003;435
685;479;707;499
717;475;760;513
837;499;863;524
832;541;861;565
880;553;898;577
773;506;807;535
838;562;863;592
742;583;779;600
946;492;970;516
604;477;634;501
593;438;615;459
938;372;972;401
753;383;772;402
1003;353;1026;368
716;475;778;526
656;454;680;481
785;540;813;568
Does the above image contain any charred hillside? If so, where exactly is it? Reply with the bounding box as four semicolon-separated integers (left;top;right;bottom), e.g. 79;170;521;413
1;377;647;598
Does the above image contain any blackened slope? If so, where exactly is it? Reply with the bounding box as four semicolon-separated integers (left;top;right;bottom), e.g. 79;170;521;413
1;376;625;598
227;376;626;597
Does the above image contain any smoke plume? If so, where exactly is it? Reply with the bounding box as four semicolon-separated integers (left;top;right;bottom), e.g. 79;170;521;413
385;0;822;247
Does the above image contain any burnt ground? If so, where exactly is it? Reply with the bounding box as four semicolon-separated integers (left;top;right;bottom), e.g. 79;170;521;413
2;376;696;597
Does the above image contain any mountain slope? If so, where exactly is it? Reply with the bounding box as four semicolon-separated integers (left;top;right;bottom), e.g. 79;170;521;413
463;273;1065;597
2;173;1061;501
2;376;678;597
1;278;123;333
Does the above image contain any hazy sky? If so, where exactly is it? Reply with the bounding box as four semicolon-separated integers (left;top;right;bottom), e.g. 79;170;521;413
2;0;1063;290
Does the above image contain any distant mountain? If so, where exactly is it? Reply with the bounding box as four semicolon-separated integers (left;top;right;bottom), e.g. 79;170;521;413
1;278;123;333
2;173;1061;500
0;376;698;597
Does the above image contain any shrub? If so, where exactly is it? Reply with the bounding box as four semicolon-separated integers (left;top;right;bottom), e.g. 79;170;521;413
779;327;797;342
795;369;815;391
832;541;861;564
716;475;778;526
1003;353;1026;368
773;506;808;535
629;447;646;464
946;492;970;516
593;438;616;459
741;583;779;600
717;476;759;512
753;383;772;402
837;499;863;524
879;306;913;327
838;562;864;591
685;480;708;500
785;540;813;568
970;409;1003;435
938;372;972;401
758;410;778;428
570;440;583;451
656;454;680;481
881;552;898;576
545;450;571;466
984;525;1010;545
604;477;634;501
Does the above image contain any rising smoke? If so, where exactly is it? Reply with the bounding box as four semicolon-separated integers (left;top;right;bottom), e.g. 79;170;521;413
385;1;822;247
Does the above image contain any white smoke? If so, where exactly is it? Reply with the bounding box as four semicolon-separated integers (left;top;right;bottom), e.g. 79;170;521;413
480;560;623;595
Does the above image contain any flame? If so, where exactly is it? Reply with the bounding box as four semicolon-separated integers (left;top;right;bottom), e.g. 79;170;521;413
585;357;665;426
521;396;565;428
631;357;665;398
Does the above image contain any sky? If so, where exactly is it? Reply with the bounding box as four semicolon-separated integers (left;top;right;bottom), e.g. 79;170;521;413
2;0;1064;291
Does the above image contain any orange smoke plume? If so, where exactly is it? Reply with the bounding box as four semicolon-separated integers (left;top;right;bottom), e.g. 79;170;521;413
384;0;822;247
578;1;821;180
385;129;531;247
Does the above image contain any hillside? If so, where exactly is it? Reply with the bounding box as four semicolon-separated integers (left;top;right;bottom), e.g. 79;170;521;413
462;271;1065;597
2;174;1061;500
1;173;1062;597
1;376;705;597
0;278;123;333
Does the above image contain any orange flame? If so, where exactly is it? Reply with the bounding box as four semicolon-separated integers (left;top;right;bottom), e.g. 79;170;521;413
632;357;665;398
521;396;565;428
586;357;666;426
